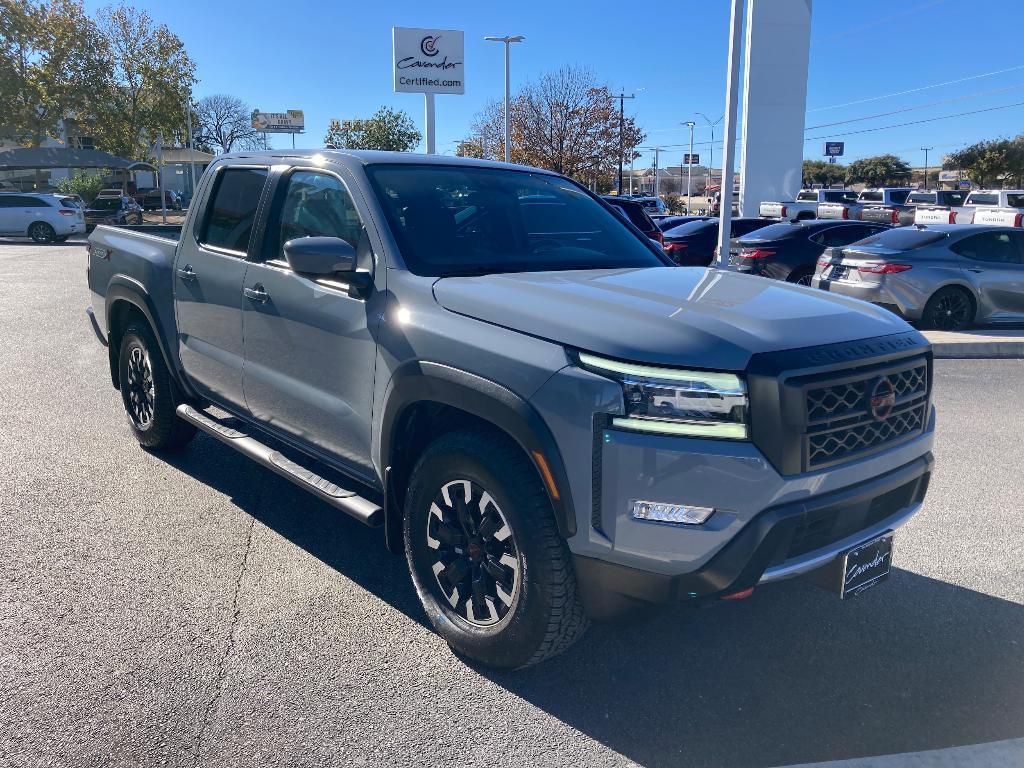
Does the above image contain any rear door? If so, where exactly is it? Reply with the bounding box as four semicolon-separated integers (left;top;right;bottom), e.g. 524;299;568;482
951;230;1024;319
241;166;380;476
174;164;269;409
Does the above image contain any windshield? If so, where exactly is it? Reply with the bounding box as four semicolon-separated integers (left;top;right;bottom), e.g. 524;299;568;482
852;229;948;250
365;165;666;276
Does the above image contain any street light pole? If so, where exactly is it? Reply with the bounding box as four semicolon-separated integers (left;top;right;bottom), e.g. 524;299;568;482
683;121;695;212
484;35;525;163
696;112;724;205
715;0;744;268
610;91;635;195
185;95;197;202
921;146;933;189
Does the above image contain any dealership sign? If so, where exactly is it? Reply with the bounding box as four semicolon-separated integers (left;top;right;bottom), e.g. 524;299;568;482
393;27;465;95
251;110;305;133
823;141;845;157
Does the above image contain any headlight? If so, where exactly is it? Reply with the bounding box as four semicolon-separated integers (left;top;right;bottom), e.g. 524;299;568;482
578;352;749;440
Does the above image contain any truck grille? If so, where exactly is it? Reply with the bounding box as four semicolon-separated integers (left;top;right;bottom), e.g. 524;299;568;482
802;361;928;470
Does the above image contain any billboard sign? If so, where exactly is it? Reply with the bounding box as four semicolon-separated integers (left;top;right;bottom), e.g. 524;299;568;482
823;141;844;157
251;110;305;133
393;27;465;94
683;153;700;165
938;170;960;182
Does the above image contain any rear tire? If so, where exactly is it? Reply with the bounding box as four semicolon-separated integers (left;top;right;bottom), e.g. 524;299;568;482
920;286;975;331
404;430;588;669
118;322;196;450
28;222;55;243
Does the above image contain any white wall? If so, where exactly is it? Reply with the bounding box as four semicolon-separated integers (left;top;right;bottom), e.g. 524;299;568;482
739;0;813;216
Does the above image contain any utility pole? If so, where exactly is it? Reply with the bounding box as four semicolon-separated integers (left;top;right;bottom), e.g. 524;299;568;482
629;155;635;194
921;146;933;189
614;91;635;195
683;121;695;212
697;112;724;201
652;146;662;198
185;95;197;202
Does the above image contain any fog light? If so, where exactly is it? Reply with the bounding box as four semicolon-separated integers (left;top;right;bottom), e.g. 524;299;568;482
631;500;715;525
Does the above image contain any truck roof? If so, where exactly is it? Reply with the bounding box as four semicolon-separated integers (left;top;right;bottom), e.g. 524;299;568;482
213;148;558;174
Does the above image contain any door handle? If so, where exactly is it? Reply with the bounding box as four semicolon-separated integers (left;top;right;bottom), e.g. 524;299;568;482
177;264;197;281
243;284;269;303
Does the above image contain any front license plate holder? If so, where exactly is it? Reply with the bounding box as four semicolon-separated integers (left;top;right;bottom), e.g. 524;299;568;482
840;532;894;599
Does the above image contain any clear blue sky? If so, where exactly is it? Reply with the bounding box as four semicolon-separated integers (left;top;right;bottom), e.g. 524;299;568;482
85;0;1024;170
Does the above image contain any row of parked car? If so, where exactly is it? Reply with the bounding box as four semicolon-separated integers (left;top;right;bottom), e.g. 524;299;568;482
760;186;1024;229
599;193;1022;331
0;186;184;243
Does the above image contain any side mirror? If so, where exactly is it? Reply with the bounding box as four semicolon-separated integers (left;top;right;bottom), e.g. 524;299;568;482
283;236;357;275
283;236;372;298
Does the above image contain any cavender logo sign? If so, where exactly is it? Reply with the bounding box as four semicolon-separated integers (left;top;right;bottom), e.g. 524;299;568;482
393;27;465;95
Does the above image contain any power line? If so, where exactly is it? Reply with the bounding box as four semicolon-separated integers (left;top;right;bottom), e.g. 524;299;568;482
808;63;1024;112
805;100;1024;142
805;83;1024;130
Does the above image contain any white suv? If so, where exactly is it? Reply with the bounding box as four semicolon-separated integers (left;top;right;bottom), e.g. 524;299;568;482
0;192;85;243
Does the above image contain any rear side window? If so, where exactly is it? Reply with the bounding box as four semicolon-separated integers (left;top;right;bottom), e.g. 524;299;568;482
1006;193;1024;208
889;190;910;204
200;167;268;253
855;229;948;250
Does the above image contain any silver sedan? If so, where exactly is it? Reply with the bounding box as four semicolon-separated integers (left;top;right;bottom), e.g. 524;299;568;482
812;224;1024;330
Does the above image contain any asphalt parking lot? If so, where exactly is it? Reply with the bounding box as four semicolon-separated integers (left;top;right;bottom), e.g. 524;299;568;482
1;240;1022;768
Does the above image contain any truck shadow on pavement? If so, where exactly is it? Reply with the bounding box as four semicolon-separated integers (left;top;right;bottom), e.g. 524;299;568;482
166;433;1024;768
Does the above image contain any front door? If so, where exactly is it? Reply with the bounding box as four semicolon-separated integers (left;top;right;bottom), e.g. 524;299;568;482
173;165;269;409
241;167;379;476
952;230;1024;320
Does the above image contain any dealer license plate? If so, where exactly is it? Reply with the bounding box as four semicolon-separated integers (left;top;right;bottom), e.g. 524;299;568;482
840;532;893;598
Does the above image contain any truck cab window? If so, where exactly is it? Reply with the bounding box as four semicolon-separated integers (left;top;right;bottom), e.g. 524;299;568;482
200;167;268;254
275;171;364;255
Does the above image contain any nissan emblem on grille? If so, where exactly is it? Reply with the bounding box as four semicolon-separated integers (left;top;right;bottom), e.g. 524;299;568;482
868;378;896;421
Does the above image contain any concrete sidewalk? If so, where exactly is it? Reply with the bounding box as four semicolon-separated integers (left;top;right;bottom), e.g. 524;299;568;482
780;738;1024;768
923;328;1024;359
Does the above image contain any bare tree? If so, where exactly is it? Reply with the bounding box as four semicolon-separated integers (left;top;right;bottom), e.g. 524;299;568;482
465;66;643;190
194;94;264;154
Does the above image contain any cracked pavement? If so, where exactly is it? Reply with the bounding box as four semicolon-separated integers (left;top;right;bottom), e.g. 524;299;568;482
1;241;1022;768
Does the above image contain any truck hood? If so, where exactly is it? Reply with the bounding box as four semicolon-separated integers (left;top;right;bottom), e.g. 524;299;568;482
433;267;915;370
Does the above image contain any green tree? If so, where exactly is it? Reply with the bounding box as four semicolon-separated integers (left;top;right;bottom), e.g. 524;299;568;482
946;137;1024;188
91;4;196;161
323;106;421;152
802;159;846;186
844;154;912;187
0;0;107;147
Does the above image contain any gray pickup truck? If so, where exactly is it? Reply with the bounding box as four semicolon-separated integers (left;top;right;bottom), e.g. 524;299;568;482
86;150;935;669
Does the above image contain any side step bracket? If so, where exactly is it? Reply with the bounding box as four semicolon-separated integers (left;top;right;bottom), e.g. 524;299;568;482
176;404;383;527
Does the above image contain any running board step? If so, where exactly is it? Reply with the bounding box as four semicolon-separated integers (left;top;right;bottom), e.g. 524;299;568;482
176;404;383;527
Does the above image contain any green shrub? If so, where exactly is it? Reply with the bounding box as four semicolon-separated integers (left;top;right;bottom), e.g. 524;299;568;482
56;171;105;203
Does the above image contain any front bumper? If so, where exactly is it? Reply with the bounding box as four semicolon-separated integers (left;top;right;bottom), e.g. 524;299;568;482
573;451;932;607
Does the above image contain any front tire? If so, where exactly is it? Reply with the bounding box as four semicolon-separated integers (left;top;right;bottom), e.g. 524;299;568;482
28;222;55;243
404;431;588;669
118;322;196;450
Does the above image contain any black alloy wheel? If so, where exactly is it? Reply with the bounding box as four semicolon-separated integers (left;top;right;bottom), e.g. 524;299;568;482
29;222;56;243
923;287;973;331
425;478;521;627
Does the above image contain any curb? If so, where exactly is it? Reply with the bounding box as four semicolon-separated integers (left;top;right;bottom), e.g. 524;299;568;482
930;341;1024;359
